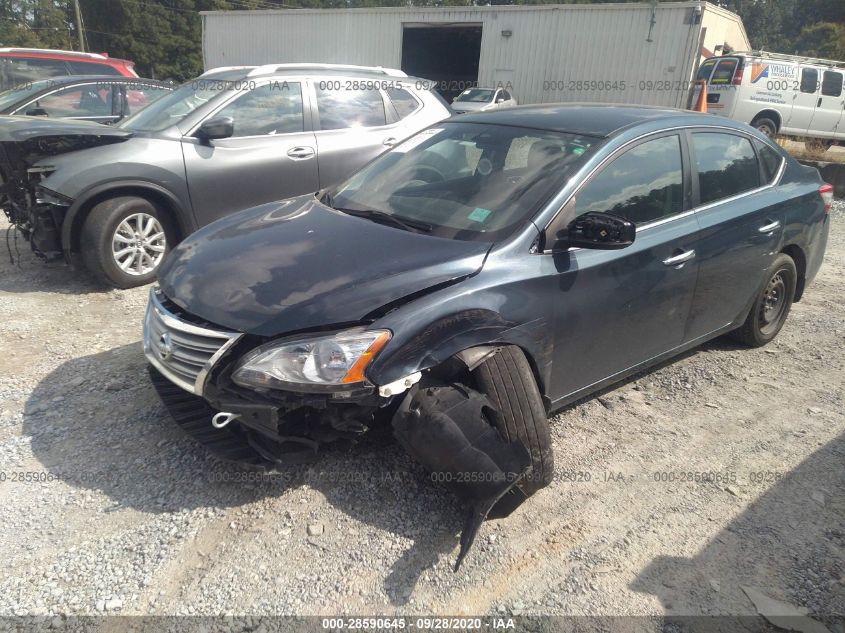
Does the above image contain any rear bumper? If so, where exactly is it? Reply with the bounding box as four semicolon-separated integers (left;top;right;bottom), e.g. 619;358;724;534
805;214;830;288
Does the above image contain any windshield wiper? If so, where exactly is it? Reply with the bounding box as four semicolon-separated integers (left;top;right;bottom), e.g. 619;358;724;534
335;207;433;234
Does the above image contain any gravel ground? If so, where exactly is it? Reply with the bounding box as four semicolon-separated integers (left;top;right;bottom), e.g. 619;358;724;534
0;204;843;629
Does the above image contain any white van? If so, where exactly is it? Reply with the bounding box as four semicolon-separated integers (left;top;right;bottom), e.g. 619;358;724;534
694;51;845;152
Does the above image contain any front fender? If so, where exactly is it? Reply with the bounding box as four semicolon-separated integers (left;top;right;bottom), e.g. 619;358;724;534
368;307;551;398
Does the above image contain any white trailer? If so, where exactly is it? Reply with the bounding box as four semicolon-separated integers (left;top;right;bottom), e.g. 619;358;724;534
201;1;749;108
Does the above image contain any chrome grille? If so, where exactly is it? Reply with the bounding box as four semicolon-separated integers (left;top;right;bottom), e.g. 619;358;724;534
143;288;242;395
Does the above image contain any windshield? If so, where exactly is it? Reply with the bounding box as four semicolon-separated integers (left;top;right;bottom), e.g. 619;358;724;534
455;89;494;103
119;74;239;132
325;122;599;242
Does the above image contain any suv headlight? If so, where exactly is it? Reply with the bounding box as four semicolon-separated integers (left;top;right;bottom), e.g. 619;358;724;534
232;329;391;392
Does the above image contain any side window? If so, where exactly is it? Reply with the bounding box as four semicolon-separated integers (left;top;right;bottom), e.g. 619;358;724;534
68;61;121;76
315;85;386;130
800;67;819;94
755;140;784;184
500;89;511;101
28;84;113;118
385;87;420;119
574;135;684;225
215;82;304;137
124;84;170;115
7;58;68;85
710;59;738;85
693;133;759;204
821;71;843;98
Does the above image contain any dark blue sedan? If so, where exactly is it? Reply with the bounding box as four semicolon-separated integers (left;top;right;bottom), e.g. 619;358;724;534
144;104;832;568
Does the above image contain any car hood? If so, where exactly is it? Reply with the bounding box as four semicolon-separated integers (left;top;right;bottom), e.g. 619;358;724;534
0;115;132;143
0;115;132;165
158;196;491;336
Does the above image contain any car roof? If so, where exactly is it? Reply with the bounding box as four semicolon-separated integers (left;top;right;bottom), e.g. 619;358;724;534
454;103;727;138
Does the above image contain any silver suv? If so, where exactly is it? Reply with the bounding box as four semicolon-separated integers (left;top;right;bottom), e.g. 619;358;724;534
5;63;451;287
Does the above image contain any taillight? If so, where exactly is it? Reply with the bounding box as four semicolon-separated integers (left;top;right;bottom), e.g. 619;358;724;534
819;183;834;214
732;61;744;85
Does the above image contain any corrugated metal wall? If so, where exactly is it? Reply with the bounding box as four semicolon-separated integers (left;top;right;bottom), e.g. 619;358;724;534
202;2;747;108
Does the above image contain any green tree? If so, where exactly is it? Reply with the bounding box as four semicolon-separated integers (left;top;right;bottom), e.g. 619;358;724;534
792;22;845;60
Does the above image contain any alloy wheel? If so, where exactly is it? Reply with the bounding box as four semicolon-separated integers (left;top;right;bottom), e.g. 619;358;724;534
112;213;166;276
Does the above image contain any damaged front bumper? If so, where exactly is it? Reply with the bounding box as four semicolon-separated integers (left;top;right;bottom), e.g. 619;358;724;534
145;289;536;569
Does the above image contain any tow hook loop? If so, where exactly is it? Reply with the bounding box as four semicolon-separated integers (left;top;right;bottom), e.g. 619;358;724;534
392;384;531;571
211;411;241;429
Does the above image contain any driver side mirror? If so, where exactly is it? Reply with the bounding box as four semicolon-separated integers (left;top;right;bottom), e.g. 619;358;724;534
25;107;48;117
553;211;636;251
495;97;505;104
196;116;234;142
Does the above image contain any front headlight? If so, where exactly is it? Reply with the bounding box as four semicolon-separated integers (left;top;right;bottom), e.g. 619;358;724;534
232;329;391;392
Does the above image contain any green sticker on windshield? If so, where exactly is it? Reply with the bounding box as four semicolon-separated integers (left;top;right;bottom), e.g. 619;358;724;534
571;146;586;156
468;207;492;222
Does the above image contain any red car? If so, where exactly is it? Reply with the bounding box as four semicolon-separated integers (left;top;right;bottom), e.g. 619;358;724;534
0;48;137;92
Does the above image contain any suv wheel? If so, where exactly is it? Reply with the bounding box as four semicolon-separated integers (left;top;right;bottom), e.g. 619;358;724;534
472;345;554;495
751;116;778;138
731;253;797;347
81;196;173;288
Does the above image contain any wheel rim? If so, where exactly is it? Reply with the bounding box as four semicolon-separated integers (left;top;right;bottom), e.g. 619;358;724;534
112;213;166;276
757;123;775;138
758;269;788;335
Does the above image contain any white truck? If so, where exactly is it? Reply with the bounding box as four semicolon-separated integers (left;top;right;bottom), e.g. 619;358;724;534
695;51;845;153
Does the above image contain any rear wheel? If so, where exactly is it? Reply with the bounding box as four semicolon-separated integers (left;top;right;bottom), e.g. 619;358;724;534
472;346;554;495
81;196;174;288
731;253;796;347
751;116;778;139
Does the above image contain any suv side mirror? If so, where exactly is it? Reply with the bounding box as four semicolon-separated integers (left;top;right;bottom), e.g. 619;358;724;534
196;116;234;141
557;211;636;250
495;96;505;104
25;107;48;117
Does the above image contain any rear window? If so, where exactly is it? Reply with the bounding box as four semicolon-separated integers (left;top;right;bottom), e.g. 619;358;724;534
696;59;717;82
694;133;760;205
67;60;121;76
821;70;843;97
710;59;738;85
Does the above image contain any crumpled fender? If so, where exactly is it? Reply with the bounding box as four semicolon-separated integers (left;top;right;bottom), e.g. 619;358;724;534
369;308;551;398
392;383;531;571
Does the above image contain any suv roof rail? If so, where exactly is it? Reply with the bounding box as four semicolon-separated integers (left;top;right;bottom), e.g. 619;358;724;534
246;63;407;78
731;50;845;69
200;65;257;77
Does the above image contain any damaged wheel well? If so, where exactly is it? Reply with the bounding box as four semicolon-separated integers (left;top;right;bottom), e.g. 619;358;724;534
426;344;549;412
66;186;188;253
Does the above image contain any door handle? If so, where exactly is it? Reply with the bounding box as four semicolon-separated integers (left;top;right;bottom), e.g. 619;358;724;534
817;97;823;107
663;249;696;267
286;146;315;160
383;137;398;147
758;220;781;233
